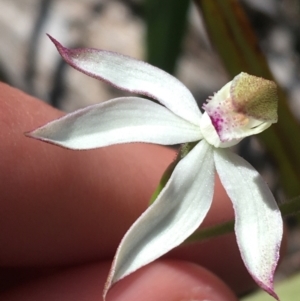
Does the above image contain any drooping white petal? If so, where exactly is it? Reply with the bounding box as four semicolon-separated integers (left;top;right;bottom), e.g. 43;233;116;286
28;97;202;149
214;149;282;299
48;35;202;125
104;140;215;298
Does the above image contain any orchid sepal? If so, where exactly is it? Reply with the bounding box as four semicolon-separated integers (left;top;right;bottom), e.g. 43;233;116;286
28;97;202;149
103;140;215;298
47;35;202;126
214;148;282;300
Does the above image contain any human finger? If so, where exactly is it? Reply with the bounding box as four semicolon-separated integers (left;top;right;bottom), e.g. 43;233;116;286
0;82;174;266
0;260;238;301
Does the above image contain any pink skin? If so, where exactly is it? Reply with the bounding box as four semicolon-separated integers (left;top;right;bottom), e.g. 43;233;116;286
0;83;284;300
1;261;237;301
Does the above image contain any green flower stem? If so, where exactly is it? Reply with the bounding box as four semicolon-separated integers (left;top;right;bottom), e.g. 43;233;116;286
185;220;234;244
149;155;179;204
279;196;300;217
185;195;300;244
149;142;198;204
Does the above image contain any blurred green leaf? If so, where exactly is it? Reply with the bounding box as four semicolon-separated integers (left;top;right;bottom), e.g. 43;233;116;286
145;0;190;74
241;273;300;301
194;0;300;197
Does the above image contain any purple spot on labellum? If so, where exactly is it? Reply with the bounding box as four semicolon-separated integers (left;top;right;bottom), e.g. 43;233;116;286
210;113;224;133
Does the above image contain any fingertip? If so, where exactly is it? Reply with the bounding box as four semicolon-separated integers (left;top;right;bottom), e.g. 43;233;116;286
0;260;237;301
108;260;238;301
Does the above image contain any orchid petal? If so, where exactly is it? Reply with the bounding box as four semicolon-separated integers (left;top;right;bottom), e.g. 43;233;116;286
28;97;202;149
104;140;215;298
214;149;283;299
48;35;202;125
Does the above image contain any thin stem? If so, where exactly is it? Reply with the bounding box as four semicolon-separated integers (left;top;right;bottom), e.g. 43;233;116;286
149;142;198;204
279;195;300;216
184;195;300;245
184;220;234;244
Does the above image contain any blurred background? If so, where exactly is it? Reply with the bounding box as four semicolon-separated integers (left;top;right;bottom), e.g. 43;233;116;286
2;0;300;114
0;0;300;299
0;0;229;112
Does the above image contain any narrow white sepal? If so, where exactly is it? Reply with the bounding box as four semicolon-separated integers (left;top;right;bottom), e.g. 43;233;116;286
214;149;283;300
28;97;202;149
49;35;202;126
103;140;215;298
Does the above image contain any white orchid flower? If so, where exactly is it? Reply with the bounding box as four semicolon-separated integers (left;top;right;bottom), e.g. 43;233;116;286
29;36;283;300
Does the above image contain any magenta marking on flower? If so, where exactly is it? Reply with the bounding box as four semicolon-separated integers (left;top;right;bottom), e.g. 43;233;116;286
209;113;224;134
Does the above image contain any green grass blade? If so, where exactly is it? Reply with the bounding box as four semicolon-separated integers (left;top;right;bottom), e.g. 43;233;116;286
145;0;190;74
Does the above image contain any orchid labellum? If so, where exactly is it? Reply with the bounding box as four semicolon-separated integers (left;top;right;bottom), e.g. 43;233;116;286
29;36;283;300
